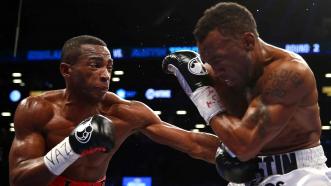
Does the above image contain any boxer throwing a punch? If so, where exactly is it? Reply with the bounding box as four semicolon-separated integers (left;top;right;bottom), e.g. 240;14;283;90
9;35;220;186
162;2;331;186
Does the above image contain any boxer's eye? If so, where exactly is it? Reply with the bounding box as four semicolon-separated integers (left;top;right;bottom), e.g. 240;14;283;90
89;62;100;68
88;57;104;68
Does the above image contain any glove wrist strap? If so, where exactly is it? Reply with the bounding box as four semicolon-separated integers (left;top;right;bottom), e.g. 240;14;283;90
190;86;226;125
44;137;80;175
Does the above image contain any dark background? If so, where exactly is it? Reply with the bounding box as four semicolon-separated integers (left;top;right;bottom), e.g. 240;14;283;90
1;0;331;186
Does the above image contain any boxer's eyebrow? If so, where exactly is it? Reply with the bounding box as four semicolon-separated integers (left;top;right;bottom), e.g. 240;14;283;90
88;56;111;64
88;56;103;61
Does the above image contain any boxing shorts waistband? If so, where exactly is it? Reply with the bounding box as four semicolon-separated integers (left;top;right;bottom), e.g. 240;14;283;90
49;176;106;186
246;145;327;186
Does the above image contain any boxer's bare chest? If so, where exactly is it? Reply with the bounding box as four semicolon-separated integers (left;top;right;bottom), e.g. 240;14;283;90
41;106;137;177
43;102;139;153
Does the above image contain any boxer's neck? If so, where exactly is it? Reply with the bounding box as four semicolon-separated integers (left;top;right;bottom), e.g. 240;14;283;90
62;88;102;117
247;38;274;88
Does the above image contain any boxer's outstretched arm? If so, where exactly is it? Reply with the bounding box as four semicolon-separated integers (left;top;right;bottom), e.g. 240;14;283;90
142;121;219;163
9;97;55;186
131;101;219;163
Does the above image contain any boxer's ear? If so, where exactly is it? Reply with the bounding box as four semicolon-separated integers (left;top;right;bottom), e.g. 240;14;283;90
60;62;71;78
241;32;255;51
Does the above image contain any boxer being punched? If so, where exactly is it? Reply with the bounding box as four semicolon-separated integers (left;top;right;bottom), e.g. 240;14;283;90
162;2;331;185
9;35;219;186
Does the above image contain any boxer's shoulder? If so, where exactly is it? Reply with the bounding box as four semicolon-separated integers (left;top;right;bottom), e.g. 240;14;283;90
102;92;148;111
39;89;66;101
101;92;130;110
17;91;57;114
101;93;159;125
264;50;311;76
14;91;56;134
24;89;66;108
258;56;313;103
101;92;138;116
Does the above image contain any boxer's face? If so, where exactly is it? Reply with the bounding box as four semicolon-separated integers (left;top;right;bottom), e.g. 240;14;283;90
69;44;113;99
198;29;252;89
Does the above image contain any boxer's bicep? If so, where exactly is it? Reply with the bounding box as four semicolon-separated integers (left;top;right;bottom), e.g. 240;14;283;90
142;122;219;163
9;132;46;169
130;101;182;144
128;101;162;126
239;66;307;157
247;64;307;139
141;122;192;147
11;101;46;160
133;99;220;163
250;64;308;140
241;98;296;150
141;122;196;156
9;122;47;184
9;97;51;183
211;97;298;161
132;101;218;153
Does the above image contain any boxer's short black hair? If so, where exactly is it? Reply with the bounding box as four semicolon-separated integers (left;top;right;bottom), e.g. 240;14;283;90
61;35;107;64
194;2;259;42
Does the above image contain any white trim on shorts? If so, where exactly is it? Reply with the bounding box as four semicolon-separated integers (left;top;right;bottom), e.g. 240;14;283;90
227;145;329;186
